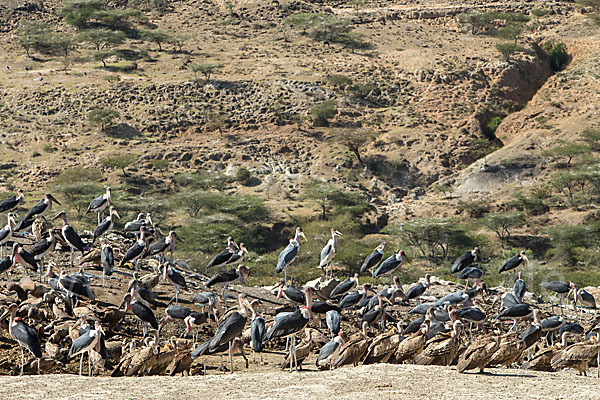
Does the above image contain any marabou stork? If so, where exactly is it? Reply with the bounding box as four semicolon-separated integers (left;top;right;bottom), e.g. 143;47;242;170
119;227;149;271
158;305;191;335
93;206;120;243
326;309;341;338
372;249;408;286
58;271;95;302
123;213;146;233
498;251;529;274
0;189;24;213
450;247;481;274
0;213;16;257
263;287;313;372
360;241;386;275
319;228;342;279
193;291;219;320
361;294;392;336
85;187;112;224
339;283;371;310
513;271;526;302
496;303;533;333
145;230;182;263
121;293;158;337
275;227;307;284
457;267;483;289
101;244;114;288
0;243;18;287
129;280;157;310
68;320;105;376
330;273;359;299
316;332;345;370
250;301;266;363
0;303;42;375
16;193;61;231
276;280;306;305
28;228;59;282
206;236;239;271
162;262;188;304
405;274;431;302
207;265;249;305
540;281;572;306
208;295;253;373
52;211;89;267
15;244;38;277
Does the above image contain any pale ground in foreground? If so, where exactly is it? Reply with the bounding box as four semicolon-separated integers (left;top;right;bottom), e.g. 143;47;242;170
0;364;597;400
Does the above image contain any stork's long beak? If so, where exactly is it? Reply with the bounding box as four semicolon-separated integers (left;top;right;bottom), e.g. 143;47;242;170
402;253;411;264
300;232;307;241
382;297;394;305
174;232;184;242
523;255;529;265
51;213;61;221
336;231;343;237
49;194;61;205
113;210;121;219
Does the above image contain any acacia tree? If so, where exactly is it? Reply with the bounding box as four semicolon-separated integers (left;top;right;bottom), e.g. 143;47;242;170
483;211;524;248
302;179;339;220
88;107;120;131
101;153;138;176
332;127;378;164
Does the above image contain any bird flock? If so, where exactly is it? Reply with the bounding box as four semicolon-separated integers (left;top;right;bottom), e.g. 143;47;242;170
0;188;598;380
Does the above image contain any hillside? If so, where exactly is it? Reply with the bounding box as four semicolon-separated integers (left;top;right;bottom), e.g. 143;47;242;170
0;0;600;286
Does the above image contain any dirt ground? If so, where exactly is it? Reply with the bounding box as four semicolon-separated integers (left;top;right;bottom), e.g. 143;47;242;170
0;364;598;400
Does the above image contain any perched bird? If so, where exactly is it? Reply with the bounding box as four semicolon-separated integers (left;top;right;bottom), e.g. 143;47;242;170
414;320;464;366
145;231;183;263
339;283;371;310
52;211;89;267
123;213;146;234
513;271;527;302
162;263;188;304
263;287;314;372
86;187;112;224
319;228;342;279
393;320;431;363
360;242;386;275
0;189;24;213
457;267;483;289
28;228;59;281
0;303;42;375
450;247;481;274
16;193;61;231
326;310;341;338
68;320;105;376
540;281;572;305
120;227;149;271
275;227;307;284
280;329;313;370
120;293;158;337
207;237;239;270
207;265;249;305
316;332;345;369
457;334;500;373
405;274;431;301
330;273;359;299
208;295;253;373
0;213;16;257
372;249;408;286
498;251;529;273
93;206;120;243
100;244;114;288
551;335;600;375
250;301;266;363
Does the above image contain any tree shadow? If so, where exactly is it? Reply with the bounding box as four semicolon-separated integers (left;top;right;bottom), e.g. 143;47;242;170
106;123;142;139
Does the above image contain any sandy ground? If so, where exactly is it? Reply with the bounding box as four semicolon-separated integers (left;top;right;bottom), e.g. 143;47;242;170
0;364;598;400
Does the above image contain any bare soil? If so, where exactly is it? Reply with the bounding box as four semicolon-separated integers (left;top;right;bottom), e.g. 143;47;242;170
0;364;598;400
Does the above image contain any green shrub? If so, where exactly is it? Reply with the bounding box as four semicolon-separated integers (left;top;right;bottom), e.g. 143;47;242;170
311;100;337;127
485;116;504;136
542;41;569;72
235;167;252;185
495;42;522;61
327;74;352;89
531;8;550;17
